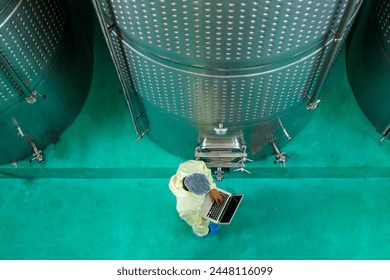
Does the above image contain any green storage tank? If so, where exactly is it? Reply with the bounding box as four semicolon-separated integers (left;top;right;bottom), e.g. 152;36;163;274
0;0;92;164
347;0;390;141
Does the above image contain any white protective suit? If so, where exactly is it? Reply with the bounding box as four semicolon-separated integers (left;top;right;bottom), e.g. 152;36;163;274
169;160;217;237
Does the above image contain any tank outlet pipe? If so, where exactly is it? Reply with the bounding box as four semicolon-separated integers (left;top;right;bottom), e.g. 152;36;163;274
307;0;363;110
380;125;390;142
12;118;25;138
278;117;292;140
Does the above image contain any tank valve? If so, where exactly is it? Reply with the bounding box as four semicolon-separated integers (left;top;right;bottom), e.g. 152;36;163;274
29;142;44;163
214;167;224;182
25;90;47;104
233;167;251;174
234;157;253;174
271;141;289;168
214;123;228;135
306;99;321;110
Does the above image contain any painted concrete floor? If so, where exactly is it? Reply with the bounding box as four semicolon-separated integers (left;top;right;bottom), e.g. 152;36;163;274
0;2;389;260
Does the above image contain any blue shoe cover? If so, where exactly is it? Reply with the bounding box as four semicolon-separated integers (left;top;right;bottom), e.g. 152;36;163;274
192;224;221;238
207;224;221;237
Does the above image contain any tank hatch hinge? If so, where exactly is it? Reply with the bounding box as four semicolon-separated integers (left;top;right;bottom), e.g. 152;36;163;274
195;137;252;181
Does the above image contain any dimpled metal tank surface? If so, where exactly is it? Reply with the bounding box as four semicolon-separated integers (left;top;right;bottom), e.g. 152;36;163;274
0;0;92;165
93;0;362;178
347;0;390;142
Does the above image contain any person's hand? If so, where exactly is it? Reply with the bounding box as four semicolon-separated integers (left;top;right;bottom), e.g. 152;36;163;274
209;189;223;204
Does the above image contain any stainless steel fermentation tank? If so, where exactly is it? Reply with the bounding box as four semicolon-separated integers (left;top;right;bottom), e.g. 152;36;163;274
347;0;390;142
93;0;362;178
0;0;92;165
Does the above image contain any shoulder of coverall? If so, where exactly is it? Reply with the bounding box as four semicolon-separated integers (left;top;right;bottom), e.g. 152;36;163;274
168;174;188;197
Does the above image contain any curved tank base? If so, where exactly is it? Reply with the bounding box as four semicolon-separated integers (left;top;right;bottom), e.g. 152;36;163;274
144;100;313;162
347;0;390;140
0;24;92;165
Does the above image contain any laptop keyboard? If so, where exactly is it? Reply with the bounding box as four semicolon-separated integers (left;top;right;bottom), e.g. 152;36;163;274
208;191;229;220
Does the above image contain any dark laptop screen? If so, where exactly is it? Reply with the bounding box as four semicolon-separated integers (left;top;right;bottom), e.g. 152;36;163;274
219;195;243;224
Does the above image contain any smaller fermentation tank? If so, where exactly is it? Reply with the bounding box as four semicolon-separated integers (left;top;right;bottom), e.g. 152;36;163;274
347;0;390;141
0;0;93;165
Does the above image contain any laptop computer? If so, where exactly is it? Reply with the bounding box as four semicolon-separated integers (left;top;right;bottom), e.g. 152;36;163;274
200;188;244;225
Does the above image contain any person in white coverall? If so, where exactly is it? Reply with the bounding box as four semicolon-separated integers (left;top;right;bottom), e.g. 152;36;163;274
169;160;223;238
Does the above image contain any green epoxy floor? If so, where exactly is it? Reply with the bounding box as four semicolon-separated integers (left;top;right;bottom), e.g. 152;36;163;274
0;3;390;259
1;178;390;259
